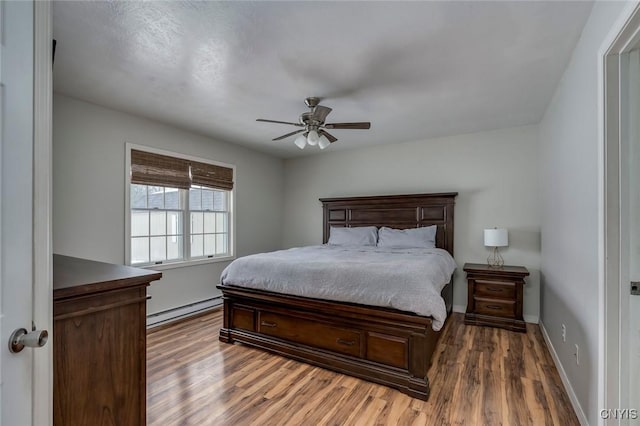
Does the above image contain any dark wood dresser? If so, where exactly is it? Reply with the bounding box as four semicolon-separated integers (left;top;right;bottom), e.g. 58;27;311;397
463;263;529;333
53;254;162;426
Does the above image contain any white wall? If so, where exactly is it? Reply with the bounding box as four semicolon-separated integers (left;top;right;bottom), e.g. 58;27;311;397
53;94;284;314
283;125;541;322
538;2;630;424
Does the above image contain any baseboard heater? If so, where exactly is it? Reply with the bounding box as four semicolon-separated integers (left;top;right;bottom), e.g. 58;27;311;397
146;296;222;328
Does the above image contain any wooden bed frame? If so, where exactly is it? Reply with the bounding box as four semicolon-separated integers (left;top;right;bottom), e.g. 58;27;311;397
217;192;457;400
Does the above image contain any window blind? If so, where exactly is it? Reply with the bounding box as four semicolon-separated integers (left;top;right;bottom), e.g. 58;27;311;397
131;149;234;191
130;149;191;189
190;160;234;191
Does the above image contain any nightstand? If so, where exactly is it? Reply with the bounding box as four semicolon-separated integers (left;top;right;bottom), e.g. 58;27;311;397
463;263;529;333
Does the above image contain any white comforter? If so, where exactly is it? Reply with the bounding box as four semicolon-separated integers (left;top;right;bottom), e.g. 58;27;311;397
220;245;457;331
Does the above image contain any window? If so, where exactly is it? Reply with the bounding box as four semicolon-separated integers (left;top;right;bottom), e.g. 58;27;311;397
130;185;184;264
127;146;234;267
189;186;229;258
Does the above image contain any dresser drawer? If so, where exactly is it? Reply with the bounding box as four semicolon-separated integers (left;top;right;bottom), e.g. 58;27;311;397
475;280;515;300
474;297;515;318
258;311;361;357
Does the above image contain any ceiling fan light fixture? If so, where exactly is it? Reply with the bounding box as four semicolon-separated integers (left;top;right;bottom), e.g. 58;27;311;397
294;134;307;149
256;97;371;150
307;129;319;146
318;135;330;150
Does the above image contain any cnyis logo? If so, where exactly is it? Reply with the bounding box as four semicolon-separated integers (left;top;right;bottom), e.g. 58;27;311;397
600;409;639;420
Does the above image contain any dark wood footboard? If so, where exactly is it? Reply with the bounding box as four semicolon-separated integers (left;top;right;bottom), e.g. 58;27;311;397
217;283;451;400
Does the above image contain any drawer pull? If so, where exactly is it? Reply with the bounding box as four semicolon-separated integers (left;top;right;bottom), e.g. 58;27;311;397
486;305;503;310
336;338;356;346
260;321;277;328
486;287;503;293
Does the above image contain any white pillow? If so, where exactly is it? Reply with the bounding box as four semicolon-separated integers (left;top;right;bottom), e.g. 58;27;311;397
377;225;437;249
328;226;378;246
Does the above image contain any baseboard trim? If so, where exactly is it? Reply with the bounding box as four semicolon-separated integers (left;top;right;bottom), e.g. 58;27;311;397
539;320;588;425
453;305;539;324
147;296;222;328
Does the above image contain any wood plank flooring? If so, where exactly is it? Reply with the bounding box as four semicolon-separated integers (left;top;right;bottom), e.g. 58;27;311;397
147;309;578;425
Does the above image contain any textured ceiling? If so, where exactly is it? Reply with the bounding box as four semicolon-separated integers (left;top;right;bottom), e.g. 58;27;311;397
52;1;593;158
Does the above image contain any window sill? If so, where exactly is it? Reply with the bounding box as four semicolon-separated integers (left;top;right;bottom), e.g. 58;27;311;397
133;255;236;271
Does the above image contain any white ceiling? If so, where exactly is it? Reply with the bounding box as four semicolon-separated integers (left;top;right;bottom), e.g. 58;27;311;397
52;1;593;159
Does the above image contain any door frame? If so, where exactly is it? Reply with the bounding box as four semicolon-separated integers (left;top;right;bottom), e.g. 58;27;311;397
32;1;52;424
601;2;640;424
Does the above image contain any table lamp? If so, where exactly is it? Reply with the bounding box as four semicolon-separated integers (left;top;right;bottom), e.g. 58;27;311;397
484;228;508;268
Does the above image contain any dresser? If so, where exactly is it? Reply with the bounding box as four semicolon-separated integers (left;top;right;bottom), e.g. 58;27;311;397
53;254;162;426
463;263;529;333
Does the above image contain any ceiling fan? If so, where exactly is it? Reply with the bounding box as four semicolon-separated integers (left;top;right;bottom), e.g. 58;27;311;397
256;97;371;150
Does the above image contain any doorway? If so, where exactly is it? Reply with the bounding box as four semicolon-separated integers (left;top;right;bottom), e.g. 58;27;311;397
603;4;640;424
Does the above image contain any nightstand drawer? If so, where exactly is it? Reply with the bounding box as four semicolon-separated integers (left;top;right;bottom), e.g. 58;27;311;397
474;297;515;318
475;280;515;299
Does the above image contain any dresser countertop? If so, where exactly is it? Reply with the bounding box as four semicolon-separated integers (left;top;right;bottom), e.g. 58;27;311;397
53;254;162;300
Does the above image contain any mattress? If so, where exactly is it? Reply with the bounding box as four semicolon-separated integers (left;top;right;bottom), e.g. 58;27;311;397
220;245;457;331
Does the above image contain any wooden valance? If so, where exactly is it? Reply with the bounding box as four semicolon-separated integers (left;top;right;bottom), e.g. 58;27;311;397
131;149;234;191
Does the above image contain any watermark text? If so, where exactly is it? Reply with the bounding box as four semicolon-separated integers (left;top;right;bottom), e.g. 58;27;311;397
600;408;638;420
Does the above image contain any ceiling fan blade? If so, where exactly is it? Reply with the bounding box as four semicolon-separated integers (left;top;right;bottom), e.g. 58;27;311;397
319;129;337;143
257;119;304;127
272;129;305;141
311;105;332;123
324;122;371;130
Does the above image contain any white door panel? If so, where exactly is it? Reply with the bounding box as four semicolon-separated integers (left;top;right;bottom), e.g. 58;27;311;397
1;1;36;424
602;6;640;425
628;48;640;421
0;1;52;424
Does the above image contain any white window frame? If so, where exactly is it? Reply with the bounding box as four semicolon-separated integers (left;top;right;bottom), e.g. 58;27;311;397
124;143;236;270
187;186;231;260
130;186;185;265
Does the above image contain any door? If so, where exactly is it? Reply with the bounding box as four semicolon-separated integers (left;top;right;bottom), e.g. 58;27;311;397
606;48;640;424
603;5;640;424
621;47;640;423
1;1;53;425
1;1;36;423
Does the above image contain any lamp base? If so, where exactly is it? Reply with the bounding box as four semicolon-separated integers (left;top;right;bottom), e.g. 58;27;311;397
487;247;504;268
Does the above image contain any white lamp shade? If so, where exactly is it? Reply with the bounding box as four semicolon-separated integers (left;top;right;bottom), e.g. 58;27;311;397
484;228;508;247
294;134;307;149
307;129;319;146
318;134;330;149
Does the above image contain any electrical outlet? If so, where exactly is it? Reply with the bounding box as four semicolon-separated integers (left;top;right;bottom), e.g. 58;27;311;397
574;344;579;365
562;324;566;342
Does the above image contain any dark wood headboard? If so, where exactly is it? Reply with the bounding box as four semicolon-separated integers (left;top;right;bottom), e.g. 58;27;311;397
320;193;457;256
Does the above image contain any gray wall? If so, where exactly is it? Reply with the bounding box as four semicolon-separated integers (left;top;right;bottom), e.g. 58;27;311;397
538;2;628;423
283;125;541;322
53;94;284;314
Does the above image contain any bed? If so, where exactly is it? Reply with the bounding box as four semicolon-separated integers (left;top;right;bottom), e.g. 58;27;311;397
217;192;457;400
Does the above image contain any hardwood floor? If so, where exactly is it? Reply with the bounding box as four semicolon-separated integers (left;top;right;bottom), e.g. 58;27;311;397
147;309;578;425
